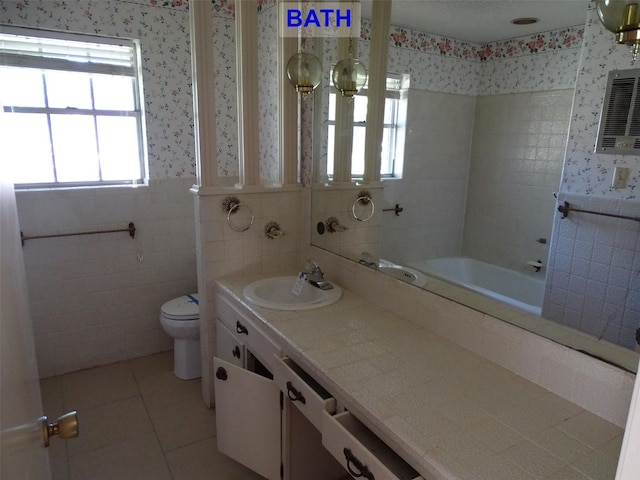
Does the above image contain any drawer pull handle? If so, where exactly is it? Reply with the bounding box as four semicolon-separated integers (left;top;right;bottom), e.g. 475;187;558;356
232;346;241;358
286;381;306;404
343;448;374;480
236;321;248;335
216;367;228;381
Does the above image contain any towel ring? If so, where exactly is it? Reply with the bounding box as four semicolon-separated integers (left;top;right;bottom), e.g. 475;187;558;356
226;202;255;232
352;196;375;222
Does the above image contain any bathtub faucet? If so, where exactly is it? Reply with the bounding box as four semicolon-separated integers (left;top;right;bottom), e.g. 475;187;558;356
526;260;543;272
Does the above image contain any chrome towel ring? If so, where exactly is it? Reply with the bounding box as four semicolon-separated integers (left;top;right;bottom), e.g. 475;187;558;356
351;190;375;222
223;196;255;232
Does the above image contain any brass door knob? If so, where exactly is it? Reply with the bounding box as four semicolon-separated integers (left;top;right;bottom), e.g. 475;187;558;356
40;411;79;447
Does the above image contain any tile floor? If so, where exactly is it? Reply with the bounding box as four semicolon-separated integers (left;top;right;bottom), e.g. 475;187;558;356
40;351;265;480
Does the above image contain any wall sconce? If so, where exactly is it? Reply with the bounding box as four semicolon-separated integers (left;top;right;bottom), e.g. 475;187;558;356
332;39;367;97
596;0;640;61
286;51;322;96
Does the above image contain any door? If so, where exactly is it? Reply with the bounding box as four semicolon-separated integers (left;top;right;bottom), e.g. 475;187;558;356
0;166;51;478
213;357;281;480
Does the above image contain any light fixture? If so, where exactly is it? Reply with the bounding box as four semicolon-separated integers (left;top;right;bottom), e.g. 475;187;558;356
511;17;539;26
332;57;368;98
286;51;322;96
596;0;640;61
332;38;368;98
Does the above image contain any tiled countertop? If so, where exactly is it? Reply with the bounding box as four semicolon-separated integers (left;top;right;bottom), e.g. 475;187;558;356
215;274;624;480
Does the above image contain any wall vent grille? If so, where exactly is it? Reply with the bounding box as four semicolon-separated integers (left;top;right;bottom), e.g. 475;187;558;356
596;68;640;154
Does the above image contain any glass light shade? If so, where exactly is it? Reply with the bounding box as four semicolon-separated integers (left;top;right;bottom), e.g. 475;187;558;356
597;0;640;33
332;58;367;97
597;0;640;60
286;52;322;95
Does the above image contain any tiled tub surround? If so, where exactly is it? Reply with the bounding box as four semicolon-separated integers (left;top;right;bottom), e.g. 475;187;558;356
544;193;640;350
215;272;631;480
17;177;198;377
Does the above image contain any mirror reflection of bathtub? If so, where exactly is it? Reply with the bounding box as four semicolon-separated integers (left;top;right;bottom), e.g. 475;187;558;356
408;257;545;316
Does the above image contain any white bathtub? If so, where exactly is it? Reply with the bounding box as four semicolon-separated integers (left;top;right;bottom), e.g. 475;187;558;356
409;257;544;316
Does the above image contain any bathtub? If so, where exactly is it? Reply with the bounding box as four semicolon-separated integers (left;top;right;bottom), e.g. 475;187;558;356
409;257;544;316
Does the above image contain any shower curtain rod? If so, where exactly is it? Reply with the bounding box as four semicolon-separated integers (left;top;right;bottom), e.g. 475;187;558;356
21;222;136;246
557;202;640;223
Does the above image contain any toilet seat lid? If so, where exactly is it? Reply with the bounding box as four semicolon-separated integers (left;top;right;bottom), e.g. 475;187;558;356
161;294;199;320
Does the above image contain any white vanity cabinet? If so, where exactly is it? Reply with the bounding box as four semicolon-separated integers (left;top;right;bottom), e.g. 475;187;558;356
322;412;423;480
214;292;423;480
214;296;282;480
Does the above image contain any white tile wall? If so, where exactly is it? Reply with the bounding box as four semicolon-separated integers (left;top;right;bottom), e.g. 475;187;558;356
311;185;382;262
16;177;198;377
194;188;305;404
462;90;574;272
544;192;640;349
381;89;476;265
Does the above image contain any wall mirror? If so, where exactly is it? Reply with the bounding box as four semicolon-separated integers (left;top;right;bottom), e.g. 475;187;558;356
306;0;640;372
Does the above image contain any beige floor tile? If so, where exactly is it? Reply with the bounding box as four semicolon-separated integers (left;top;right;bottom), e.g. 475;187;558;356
62;362;138;410
128;350;173;382
138;369;202;410
165;437;266;480
148;397;216;452
69;433;172;480
67;396;154;456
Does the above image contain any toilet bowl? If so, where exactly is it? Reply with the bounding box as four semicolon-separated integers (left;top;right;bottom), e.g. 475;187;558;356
159;294;201;380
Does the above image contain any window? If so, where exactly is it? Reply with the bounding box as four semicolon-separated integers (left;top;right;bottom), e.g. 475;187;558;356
0;27;147;188
327;73;408;179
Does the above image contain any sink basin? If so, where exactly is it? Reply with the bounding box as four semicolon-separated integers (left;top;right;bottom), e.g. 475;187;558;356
243;276;342;310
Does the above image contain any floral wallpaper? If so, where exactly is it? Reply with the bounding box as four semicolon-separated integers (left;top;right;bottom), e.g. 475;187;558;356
1;0;195;179
562;5;640;199
258;2;279;184
380;18;584;95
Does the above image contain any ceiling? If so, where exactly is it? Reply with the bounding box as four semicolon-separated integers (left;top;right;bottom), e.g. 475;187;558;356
360;0;590;44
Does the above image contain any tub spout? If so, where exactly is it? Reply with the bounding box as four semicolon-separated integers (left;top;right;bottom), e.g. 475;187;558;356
526;260;543;272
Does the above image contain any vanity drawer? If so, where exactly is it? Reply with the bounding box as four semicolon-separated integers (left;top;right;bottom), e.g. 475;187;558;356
322;411;423;480
215;295;281;372
274;356;336;431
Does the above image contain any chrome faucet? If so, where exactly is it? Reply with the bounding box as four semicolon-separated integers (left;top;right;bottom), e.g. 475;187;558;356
302;259;333;290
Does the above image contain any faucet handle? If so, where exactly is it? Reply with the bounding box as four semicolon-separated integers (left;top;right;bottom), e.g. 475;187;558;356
304;258;322;274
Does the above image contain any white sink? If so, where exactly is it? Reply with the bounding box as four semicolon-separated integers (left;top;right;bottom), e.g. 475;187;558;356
243;276;342;310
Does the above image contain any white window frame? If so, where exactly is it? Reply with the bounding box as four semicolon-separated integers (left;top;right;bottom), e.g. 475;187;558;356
327;72;408;179
0;26;148;189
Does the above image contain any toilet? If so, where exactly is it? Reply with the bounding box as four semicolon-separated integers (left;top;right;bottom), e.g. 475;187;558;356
159;294;201;380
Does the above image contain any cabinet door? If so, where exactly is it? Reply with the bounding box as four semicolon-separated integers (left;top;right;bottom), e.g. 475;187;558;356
213;357;281;480
216;319;244;368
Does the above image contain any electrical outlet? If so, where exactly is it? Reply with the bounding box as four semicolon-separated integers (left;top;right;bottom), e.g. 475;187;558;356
612;167;630;189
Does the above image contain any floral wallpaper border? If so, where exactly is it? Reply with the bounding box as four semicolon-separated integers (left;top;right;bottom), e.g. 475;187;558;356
367;18;584;62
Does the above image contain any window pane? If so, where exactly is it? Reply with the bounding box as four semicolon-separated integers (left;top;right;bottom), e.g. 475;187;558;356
353;95;367;123
50;114;100;182
327;125;335;175
328;93;336;121
45;70;93;109
351;126;366;176
1;113;54;183
93;74;135;110
384;97;395;124
0;67;45;107
97;116;141;180
381;127;393;175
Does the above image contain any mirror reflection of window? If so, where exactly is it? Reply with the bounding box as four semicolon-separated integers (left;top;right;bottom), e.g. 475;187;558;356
327;72;409;179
